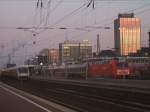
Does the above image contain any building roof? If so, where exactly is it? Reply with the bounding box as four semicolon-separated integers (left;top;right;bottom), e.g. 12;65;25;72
118;13;134;18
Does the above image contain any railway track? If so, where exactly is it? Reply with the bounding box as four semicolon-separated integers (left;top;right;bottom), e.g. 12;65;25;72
1;78;150;112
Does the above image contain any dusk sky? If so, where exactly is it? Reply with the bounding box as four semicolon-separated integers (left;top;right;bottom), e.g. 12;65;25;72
0;0;150;66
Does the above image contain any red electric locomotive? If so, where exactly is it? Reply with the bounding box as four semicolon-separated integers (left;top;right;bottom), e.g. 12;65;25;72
87;58;130;78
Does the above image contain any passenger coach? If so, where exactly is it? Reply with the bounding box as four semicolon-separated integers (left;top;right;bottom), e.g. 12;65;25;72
52;58;131;79
1;65;30;80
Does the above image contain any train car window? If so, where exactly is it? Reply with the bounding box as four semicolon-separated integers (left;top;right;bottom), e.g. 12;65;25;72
18;68;28;73
117;63;128;67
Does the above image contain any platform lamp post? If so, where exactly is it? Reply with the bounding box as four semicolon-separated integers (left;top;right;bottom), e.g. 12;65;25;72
148;31;150;57
148;31;150;66
85;61;89;80
40;62;43;76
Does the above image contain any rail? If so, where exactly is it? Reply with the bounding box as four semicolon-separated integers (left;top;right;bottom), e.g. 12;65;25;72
1;78;150;112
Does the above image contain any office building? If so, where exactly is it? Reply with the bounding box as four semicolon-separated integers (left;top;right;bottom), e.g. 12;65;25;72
59;40;92;64
114;13;141;56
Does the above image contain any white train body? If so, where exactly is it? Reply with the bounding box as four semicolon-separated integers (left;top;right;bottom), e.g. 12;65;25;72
1;65;30;80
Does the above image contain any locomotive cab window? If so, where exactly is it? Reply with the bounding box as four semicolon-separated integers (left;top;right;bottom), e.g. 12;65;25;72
117;63;128;68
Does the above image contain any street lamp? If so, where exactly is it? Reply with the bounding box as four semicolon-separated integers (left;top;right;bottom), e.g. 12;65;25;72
40;62;43;66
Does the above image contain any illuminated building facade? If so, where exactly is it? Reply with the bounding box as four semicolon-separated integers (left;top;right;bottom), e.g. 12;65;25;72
38;48;59;65
114;13;141;56
49;49;59;65
59;40;92;64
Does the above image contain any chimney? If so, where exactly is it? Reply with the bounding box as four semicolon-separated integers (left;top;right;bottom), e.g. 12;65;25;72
97;34;100;56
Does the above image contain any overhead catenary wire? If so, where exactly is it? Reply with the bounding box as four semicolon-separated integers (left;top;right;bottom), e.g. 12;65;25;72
24;0;61;35
67;2;150;42
44;0;64;26
0;0;149;2
15;1;91;51
34;0;150;36
14;0;150;46
62;1;150;42
1;1;150;32
45;0;52;25
1;0;86;60
35;2;88;35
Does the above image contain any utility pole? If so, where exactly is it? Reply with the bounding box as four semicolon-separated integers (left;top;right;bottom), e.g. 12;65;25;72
148;31;150;57
36;0;43;24
8;54;11;65
37;0;43;8
148;31;150;49
78;42;81;63
87;0;95;9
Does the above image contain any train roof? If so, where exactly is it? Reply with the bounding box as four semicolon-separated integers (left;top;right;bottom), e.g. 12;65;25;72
48;63;87;69
67;63;86;68
84;57;150;62
3;65;35;71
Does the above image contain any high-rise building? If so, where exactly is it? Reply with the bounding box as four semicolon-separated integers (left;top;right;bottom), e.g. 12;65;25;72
114;13;141;56
59;40;92;64
49;49;59;65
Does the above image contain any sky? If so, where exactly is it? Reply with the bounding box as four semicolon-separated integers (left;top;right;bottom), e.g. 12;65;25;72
0;0;150;66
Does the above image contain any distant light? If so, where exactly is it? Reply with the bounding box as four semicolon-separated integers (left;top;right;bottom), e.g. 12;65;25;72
83;40;89;43
40;62;43;66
